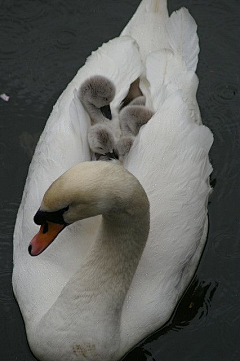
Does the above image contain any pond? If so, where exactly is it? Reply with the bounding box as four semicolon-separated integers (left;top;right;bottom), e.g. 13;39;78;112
0;0;239;360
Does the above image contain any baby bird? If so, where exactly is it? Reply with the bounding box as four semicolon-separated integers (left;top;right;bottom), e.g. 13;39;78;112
79;75;121;160
116;136;135;162
88;124;117;160
79;75;116;124
119;104;153;137
116;101;154;161
127;95;146;107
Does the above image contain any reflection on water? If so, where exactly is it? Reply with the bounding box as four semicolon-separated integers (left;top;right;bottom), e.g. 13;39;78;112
1;0;240;360
19;131;41;159
123;278;218;360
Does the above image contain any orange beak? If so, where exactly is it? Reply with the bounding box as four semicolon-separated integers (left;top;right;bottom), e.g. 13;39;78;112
28;221;66;256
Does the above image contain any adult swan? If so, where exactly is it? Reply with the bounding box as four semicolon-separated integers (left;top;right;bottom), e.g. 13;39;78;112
12;0;213;360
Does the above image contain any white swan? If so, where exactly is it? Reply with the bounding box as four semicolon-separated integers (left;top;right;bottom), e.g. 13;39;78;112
12;0;213;360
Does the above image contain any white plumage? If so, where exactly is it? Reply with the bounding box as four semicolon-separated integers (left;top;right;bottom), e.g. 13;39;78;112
12;0;213;360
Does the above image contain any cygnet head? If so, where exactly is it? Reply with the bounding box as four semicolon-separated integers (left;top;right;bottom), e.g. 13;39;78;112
79;75;115;119
88;124;115;156
119;105;153;136
128;95;146;107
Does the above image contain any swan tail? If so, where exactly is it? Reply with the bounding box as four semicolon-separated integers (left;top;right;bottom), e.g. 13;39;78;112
166;8;199;72
145;50;201;123
121;0;169;61
145;8;200;120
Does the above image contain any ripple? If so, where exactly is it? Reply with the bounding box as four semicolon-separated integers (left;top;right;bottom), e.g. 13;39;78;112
169;279;218;332
212;233;240;261
220;307;240;360
123;346;156;361
0;273;15;303
203;105;240;146
7;0;46;22
19;131;40;159
0;17;32;63
208;82;238;105
55;29;77;50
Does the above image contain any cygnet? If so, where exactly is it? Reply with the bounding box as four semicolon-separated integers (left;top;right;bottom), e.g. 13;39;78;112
79;75;115;124
119;105;153;137
88;124;117;159
116;136;135;162
128;95;146;106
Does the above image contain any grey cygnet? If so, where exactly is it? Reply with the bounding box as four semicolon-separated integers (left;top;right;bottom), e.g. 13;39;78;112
116;136;135;162
88;124;116;157
79;75;116;124
127;95;146;107
119;104;153;137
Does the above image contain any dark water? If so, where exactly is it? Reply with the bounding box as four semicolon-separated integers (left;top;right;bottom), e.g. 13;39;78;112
1;0;239;360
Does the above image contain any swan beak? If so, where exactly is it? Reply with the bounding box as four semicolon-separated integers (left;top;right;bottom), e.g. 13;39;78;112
100;104;112;120
28;221;66;256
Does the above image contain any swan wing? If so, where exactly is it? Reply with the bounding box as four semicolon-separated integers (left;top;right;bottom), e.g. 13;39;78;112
122;91;213;351
166;8;199;73
12;36;142;326
146;7;201;122
69;89;92;161
121;7;211;352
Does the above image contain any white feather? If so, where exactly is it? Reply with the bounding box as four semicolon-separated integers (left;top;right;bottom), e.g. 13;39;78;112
122;91;212;348
69;89;91;162
166;7;199;72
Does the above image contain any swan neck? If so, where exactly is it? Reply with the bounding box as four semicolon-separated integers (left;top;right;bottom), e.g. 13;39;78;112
78;207;149;308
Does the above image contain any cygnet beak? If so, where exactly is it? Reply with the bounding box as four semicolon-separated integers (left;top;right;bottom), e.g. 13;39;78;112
100;105;112;120
106;150;118;160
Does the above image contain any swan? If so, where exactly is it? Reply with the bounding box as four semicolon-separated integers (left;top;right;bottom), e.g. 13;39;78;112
12;0;213;360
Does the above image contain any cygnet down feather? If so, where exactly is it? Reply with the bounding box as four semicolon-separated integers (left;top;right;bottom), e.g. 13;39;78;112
119;105;153;137
79;75;116;123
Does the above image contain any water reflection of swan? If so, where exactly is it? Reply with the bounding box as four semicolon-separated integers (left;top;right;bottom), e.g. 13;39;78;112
12;0;213;360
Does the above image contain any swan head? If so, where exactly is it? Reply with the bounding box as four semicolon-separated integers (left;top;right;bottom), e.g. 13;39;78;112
79;76;115;120
29;161;149;256
88;124;116;157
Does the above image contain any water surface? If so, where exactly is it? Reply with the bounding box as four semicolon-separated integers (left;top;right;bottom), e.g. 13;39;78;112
1;0;239;360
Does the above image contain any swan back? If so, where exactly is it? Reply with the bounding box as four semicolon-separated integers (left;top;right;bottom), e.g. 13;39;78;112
13;36;142;328
120;90;213;352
